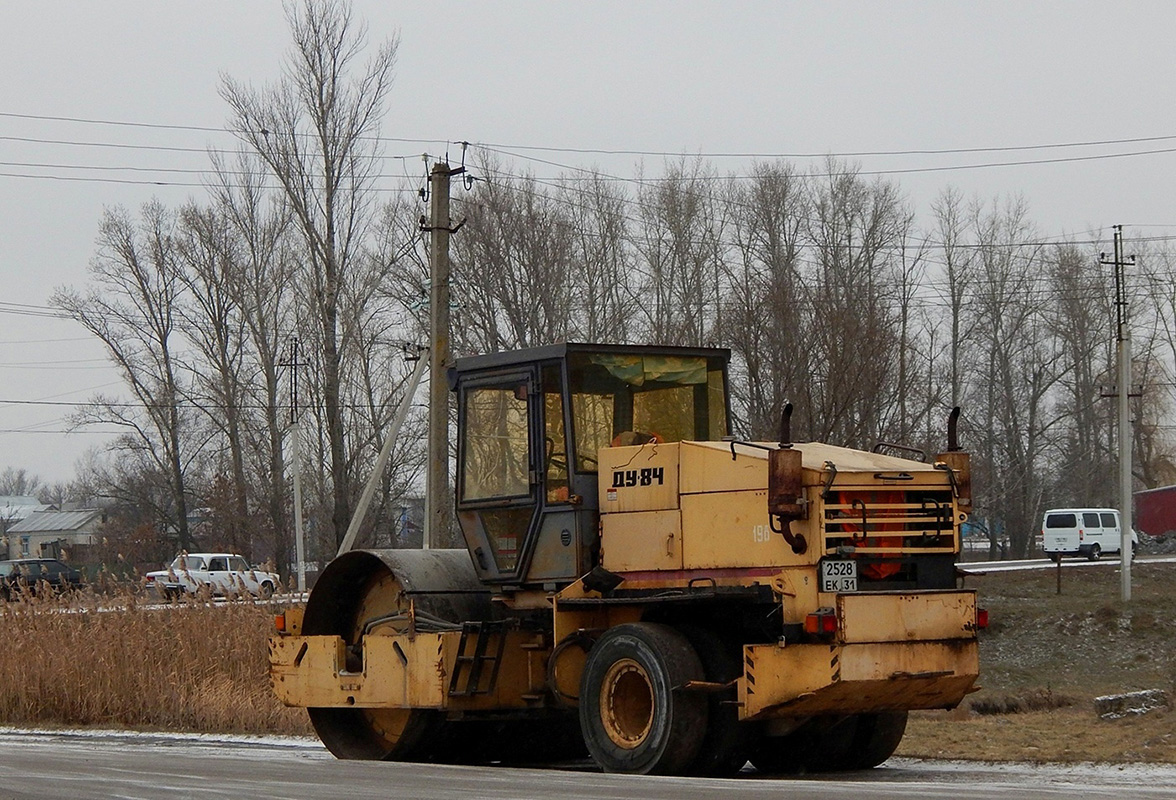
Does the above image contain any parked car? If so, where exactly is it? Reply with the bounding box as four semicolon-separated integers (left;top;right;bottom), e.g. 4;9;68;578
0;558;83;600
145;553;281;600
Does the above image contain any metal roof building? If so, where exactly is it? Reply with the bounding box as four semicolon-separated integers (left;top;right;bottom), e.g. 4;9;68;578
5;509;103;560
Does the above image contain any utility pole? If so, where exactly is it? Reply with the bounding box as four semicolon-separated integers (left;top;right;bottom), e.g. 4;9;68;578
423;160;464;549
1101;225;1135;603
283;337;307;593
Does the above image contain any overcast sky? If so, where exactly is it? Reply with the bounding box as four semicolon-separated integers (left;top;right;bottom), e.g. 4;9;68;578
2;1;1176;484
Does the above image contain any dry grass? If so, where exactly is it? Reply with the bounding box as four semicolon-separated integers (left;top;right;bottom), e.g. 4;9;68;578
0;584;312;736
900;707;1176;763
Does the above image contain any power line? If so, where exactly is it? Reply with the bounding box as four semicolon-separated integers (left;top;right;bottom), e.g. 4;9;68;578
462;164;1166;256
475;141;1176;181
9;109;1176;162
0;302;68;320
0;169;423;193
474;133;1176;160
0;110;450;148
0;429;121;435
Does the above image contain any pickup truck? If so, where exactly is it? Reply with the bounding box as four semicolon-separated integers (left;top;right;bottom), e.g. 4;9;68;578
145;553;280;600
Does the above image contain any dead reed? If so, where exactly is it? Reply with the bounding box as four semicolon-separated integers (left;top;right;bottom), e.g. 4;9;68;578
0;583;313;735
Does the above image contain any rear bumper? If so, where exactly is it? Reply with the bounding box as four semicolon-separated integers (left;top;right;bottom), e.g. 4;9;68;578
739;638;979;719
739;590;980;720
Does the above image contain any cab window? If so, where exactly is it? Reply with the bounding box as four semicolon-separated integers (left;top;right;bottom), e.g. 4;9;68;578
461;382;531;501
568;353;728;472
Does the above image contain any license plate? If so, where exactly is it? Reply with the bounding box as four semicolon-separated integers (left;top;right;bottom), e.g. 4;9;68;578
820;559;858;592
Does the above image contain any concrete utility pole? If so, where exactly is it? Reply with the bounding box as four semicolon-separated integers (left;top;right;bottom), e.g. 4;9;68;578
286;338;307;593
424;161;463;550
1101;225;1136;603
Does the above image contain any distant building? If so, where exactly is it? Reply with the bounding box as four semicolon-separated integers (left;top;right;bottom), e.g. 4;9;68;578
0;495;53;524
5;509;105;561
1135;485;1176;537
0;496;54;553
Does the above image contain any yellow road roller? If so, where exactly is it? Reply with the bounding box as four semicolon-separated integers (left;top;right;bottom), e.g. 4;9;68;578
270;343;982;775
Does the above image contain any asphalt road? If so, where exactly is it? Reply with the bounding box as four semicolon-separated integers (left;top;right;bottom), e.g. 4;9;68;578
1;730;1175;800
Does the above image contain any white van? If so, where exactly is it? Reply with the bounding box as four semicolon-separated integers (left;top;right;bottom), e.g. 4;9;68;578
1041;508;1136;561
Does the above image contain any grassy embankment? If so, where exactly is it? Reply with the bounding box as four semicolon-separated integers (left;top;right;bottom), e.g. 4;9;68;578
1;563;1174;762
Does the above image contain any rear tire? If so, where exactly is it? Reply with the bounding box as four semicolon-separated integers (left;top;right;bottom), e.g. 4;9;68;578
750;711;907;773
579;622;707;774
679;626;748;776
843;711;908;769
1088;544;1101;562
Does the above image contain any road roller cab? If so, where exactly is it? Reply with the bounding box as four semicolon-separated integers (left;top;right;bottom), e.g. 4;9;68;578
447;343;729;588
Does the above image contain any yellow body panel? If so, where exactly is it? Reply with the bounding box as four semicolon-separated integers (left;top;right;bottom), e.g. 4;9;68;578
741;639;979;719
270;629;545;712
837;591;977;643
271;633;447;709
680;489;802;569
598;442;680;512
770;567;820;625
679;441;769;494
601;509;682;572
273;437;977;737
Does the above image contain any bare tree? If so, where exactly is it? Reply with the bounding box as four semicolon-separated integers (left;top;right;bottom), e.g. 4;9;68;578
720;161;809;438
221;0;398;546
0;468;46;498
203;150;299;570
930;188;979;409
450;166;575;353
963;197;1063;557
53;202;195;551
174;201;254;555
1043;242;1116;506
562;170;637;343
802;162;908;447
632;158;726;346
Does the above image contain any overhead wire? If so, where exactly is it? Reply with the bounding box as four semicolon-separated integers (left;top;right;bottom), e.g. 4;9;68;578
7;109;1176;200
4;112;1176;373
8;109;1176;162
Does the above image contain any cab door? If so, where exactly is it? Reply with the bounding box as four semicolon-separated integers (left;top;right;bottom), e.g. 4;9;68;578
455;369;541;582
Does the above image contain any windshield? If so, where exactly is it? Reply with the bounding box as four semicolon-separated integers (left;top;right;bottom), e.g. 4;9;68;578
568;353;728;472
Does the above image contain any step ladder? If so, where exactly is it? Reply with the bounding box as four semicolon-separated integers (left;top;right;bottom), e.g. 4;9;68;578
448;620;509;697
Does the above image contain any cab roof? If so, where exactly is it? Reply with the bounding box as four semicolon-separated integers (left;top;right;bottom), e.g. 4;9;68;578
448;342;730;388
